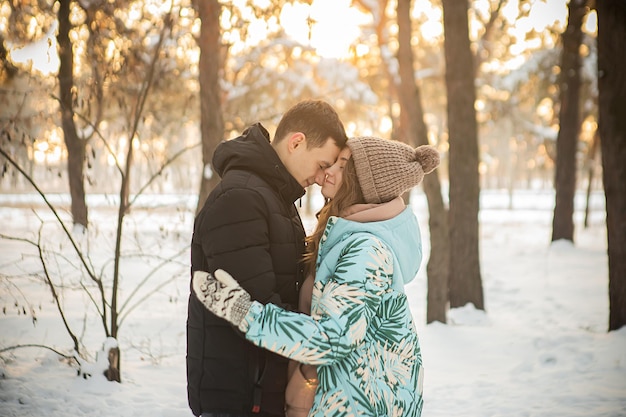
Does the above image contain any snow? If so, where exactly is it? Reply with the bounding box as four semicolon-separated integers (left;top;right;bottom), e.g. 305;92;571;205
1;189;624;417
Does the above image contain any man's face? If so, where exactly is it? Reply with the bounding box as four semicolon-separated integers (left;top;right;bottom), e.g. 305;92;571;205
321;147;351;199
283;133;342;188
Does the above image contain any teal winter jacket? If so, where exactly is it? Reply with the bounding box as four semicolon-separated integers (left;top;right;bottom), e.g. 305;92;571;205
242;206;425;417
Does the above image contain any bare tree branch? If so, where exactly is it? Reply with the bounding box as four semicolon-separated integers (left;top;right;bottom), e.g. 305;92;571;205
0;149;110;336
49;94;125;176
118;245;189;324
34;222;81;354
129;141;201;207
0;343;80;366
111;7;174;338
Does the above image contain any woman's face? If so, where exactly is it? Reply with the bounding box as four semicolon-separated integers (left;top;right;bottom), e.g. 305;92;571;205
321;147;352;199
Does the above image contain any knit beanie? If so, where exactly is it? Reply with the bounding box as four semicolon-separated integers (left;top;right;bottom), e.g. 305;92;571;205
347;136;440;204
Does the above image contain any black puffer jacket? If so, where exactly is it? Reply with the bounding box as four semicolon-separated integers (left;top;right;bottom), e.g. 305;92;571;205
187;123;306;417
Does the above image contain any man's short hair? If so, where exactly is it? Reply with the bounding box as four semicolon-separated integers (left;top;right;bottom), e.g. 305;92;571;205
274;100;348;149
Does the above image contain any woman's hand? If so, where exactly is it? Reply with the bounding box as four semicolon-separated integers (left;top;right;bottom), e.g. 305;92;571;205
192;269;252;331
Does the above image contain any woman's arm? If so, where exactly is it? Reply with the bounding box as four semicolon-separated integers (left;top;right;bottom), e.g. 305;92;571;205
243;234;393;365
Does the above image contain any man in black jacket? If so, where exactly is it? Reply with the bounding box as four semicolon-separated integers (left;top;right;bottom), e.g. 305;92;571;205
187;100;348;417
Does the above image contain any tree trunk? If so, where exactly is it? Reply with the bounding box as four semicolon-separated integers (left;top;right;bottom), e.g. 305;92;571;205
584;130;598;228
551;0;586;243
195;0;224;214
597;0;626;332
396;0;450;324
57;0;88;229
104;346;121;383
441;0;484;310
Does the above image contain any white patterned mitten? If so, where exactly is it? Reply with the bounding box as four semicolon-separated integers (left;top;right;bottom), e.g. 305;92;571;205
192;269;252;331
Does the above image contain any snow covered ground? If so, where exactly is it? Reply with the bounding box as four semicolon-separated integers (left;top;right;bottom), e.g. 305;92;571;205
0;189;624;417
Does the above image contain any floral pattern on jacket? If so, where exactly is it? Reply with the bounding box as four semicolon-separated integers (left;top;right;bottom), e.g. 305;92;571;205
243;208;424;417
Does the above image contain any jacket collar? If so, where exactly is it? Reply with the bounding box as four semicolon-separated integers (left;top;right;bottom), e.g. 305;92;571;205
340;197;405;222
213;123;305;203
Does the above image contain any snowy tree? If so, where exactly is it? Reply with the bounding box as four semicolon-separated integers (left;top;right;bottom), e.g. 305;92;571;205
396;0;449;324
597;0;626;331
551;0;587;243
442;0;484;310
194;0;224;214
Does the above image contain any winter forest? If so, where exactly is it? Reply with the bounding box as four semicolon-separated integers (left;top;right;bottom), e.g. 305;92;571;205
1;0;625;416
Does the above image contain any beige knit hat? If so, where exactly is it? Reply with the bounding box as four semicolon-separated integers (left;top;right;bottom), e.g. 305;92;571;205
347;136;440;204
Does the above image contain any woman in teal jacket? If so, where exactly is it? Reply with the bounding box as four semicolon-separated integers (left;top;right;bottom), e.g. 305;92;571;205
193;136;440;417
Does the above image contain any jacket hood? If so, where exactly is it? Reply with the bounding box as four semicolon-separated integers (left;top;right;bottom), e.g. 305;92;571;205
212;123;305;203
319;206;422;291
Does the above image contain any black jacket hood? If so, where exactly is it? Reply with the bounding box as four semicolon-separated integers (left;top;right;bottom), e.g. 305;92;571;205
212;123;305;204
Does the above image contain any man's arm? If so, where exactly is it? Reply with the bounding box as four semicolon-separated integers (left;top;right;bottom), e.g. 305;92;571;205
195;187;279;304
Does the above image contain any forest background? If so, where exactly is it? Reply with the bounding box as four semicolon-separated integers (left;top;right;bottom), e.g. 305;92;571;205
0;0;625;388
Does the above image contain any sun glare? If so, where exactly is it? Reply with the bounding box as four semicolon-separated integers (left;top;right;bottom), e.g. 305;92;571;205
413;1;443;42
9;22;59;75
583;10;597;35
6;1;581;79
281;0;370;59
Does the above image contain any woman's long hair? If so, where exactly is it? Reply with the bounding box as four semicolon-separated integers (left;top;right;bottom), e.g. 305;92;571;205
302;156;364;277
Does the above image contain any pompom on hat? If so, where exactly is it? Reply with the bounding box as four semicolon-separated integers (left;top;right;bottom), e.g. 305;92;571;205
347;136;440;204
